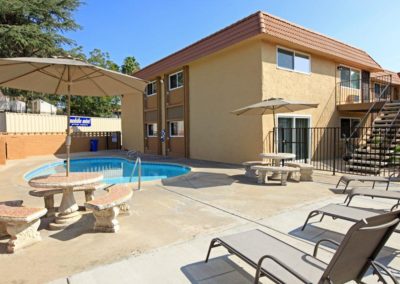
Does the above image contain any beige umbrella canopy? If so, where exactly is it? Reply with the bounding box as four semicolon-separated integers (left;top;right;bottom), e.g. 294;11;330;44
0;57;147;175
232;97;318;152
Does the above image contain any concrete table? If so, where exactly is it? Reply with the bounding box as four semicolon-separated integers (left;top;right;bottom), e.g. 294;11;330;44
29;172;103;230
259;153;296;179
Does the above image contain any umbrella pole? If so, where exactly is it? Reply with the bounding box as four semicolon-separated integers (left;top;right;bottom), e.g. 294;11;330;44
66;67;71;176
273;108;277;153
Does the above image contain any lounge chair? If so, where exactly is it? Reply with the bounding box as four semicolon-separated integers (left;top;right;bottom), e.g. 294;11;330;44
206;210;400;284
345;187;400;210
302;204;387;231
336;172;400;193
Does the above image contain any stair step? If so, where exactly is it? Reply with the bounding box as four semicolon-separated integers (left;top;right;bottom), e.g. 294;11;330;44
345;165;380;173
356;149;394;154
348;159;389;166
352;153;392;160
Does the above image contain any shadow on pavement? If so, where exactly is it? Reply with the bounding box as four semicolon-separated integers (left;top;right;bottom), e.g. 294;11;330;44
181;255;254;284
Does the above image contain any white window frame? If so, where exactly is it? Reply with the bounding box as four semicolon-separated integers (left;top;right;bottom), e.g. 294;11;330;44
145;81;157;97
339;65;361;90
146;123;158;137
276;46;311;75
339;117;361;140
169;120;184;137
168;71;184;91
276;114;312;162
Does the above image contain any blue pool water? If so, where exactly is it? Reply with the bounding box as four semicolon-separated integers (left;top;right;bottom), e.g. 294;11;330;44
25;157;190;184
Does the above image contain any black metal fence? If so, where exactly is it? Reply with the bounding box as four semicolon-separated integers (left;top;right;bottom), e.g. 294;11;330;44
274;127;400;177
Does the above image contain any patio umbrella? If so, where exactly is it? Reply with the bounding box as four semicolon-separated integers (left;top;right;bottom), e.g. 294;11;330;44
231;97;318;152
0;57;147;175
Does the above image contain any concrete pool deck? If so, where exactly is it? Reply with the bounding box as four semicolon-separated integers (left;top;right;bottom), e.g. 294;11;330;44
0;150;399;283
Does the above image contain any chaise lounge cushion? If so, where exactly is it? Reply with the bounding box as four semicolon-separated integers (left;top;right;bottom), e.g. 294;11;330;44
219;229;326;283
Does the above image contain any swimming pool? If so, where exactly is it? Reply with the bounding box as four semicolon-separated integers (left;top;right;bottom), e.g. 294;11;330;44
24;157;191;184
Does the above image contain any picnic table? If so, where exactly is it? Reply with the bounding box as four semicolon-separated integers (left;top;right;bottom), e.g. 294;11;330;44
29;172;103;230
259;153;296;179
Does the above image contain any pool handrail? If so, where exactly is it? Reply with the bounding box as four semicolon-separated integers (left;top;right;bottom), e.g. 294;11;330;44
129;157;141;190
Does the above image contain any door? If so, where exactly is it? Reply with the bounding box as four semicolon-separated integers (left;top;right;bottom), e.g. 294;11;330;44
278;116;310;162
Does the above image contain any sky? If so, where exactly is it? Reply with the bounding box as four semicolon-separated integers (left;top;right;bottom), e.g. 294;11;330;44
65;0;400;71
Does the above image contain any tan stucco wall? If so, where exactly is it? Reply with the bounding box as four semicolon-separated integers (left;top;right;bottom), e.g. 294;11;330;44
121;93;144;151
261;40;339;151
189;39;264;163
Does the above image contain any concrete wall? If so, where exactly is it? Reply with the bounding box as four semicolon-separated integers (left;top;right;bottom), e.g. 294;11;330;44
121;94;144;151
261;40;339;152
0;112;5;132
0;133;120;161
0;136;5;165
3;112;121;133
189;39;264;163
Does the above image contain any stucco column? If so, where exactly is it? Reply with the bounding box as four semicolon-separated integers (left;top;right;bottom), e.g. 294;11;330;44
160;77;167;156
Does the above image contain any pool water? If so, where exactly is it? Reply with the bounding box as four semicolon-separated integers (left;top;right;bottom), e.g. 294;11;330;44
25;158;190;184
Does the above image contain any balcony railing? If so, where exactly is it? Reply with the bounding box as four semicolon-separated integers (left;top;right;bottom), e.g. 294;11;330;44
336;75;393;105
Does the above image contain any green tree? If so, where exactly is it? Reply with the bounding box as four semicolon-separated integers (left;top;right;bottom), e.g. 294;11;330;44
0;0;82;57
0;0;82;108
67;48;122;117
121;56;140;75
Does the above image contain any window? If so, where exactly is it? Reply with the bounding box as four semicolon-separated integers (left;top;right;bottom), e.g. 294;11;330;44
169;121;184;137
340;67;360;89
374;83;389;99
146;123;157;137
169;71;183;90
277;48;310;73
145;81;157;96
340;118;360;139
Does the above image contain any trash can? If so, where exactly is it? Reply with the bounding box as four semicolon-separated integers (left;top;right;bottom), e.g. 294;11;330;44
90;139;99;152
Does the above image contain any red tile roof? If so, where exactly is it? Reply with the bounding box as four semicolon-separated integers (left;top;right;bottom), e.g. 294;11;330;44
134;11;382;80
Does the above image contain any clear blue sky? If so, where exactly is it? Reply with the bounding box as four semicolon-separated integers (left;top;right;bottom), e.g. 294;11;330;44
66;0;400;71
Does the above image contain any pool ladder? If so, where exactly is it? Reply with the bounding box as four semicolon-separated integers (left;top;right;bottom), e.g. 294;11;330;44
129;157;141;190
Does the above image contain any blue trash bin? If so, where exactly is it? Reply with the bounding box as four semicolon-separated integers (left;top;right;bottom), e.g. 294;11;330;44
90;139;99;152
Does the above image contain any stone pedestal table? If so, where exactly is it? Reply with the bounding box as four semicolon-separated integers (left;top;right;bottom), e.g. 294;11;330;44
29;172;103;230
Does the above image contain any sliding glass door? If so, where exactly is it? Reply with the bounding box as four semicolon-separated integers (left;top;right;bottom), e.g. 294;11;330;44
277;116;310;162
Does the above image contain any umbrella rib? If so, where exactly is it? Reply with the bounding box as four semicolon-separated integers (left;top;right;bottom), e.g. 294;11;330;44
0;64;53;85
78;66;109;96
88;66;144;93
72;70;102;82
54;65;67;95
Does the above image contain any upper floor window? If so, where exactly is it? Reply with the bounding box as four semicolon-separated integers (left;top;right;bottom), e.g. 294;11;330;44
340;67;360;89
145;81;157;96
277;47;310;74
169;71;184;90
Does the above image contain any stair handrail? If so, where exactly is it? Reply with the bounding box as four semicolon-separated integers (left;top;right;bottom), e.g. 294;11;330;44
129;156;142;190
347;76;392;140
387;107;400;152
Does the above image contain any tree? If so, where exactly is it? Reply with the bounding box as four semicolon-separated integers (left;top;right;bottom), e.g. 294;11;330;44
0;0;82;57
0;0;82;109
67;48;122;117
121;56;140;75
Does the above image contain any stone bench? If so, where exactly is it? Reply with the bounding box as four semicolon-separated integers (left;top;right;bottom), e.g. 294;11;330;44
0;201;47;253
85;186;133;233
242;161;270;178
286;162;314;181
29;183;107;218
250;165;300;186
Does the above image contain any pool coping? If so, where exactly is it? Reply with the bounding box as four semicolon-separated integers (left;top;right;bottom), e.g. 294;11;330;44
23;156;193;186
